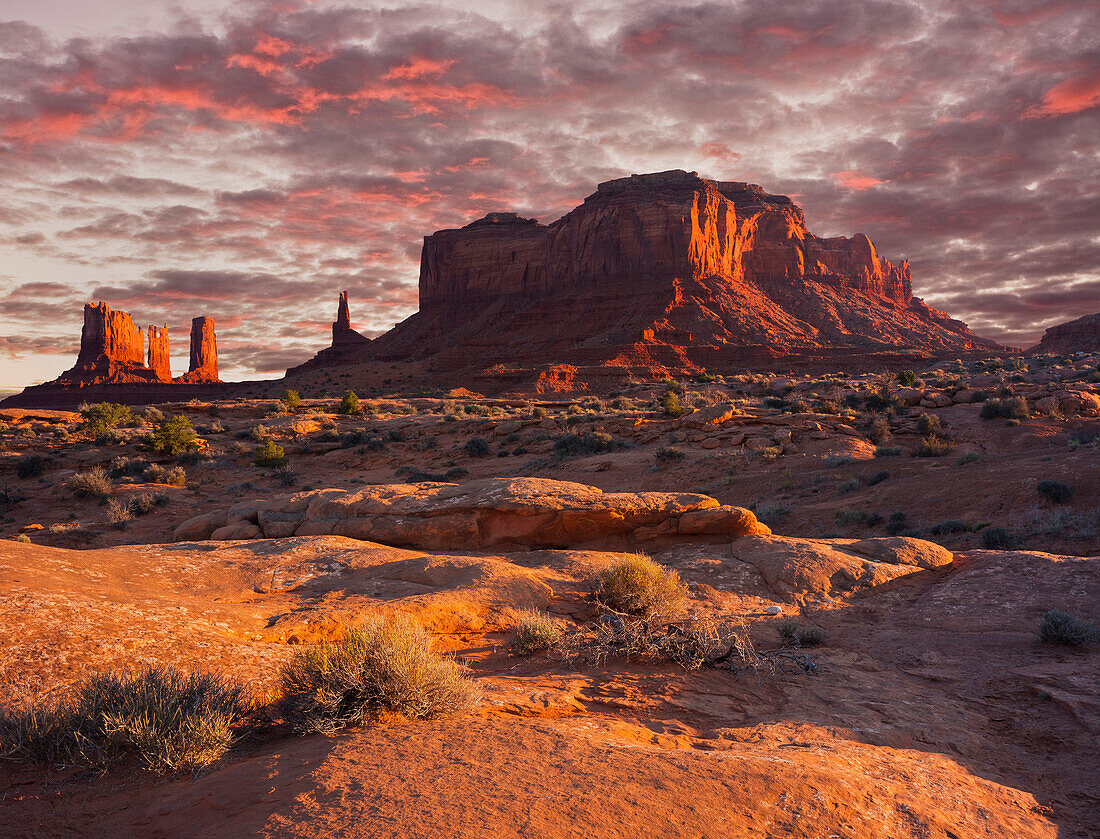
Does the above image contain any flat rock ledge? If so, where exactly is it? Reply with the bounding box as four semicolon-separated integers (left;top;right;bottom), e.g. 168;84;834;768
174;477;771;550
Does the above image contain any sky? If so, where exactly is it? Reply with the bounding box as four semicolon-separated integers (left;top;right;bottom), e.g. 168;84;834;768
0;0;1097;391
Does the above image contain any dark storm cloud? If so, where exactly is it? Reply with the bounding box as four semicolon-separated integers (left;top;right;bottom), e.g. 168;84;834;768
0;0;1097;384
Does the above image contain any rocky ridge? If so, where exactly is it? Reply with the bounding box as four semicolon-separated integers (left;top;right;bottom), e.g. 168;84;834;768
1029;312;1100;355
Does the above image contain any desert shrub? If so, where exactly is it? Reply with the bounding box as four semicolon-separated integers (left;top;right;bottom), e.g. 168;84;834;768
754;503;790;526
928;520;968;534
338;390;360;415
68;467;112;500
141;406;165;424
955;452;983;465
864;470;890;486
823;455;854;468
655;446;684;462
0;667;248;772
283;389;301;410
916;413;941;434
531;407;548;419
554;432;625;458
464;437;490;458
126;492;167;516
1036;480;1072;504
254;441;287;468
873;446;901;458
896;369;917;387
109;456;149;479
106;498;133;527
835;510;868;526
592;554;686;621
1037;610;1097;646
777;620;825;647
761;446;783;461
663;379;685;395
865;513;884;527
278;614;480;735
659;388;689;418
384;429;406;443
837;478;860;494
164;466;187;486
869;417;891;443
1023;507;1100;540
866;377;901;413
884;511;908;535
80;403;132;439
147;416;198;456
980;527;1016;549
509;611;562;656
762;396;787;410
914;434;953;457
249;424;273;442
980;396;1028;420
15;456;46;479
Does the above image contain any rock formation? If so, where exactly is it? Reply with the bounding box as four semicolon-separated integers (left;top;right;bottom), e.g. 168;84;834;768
348;170;1004;380
52;302;163;385
1028;312;1100;355
176;316;220;383
287;291;372;373
147;324;171;380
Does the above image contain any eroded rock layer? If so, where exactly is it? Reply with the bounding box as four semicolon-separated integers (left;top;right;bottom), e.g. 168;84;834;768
288;291;373;373
365;170;1004;376
1029;312;1100;355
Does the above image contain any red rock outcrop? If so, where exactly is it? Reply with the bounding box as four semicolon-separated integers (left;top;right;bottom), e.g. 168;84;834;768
175;316;220;383
52;302;163;385
287;291;372;373
361;170;1004;378
147;324;171;380
1028;312;1100;355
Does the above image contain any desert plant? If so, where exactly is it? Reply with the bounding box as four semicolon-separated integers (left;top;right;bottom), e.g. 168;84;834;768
16;456;47;479
928;520;968;534
896;369;917;387
509;611;562;656
278;614;480;735
592;554;686;621
106;498;133;527
837;478;860;494
141;406;165;425
68;467;112;500
249;424;273;442
914;434;953;457
283;389;301;410
955;452;984;465
338;390;360;415
531;407;548;419
777;620;826;647
1037;609;1097;646
80;403;132;439
1036;480;1072;504
873;446;902;458
147;416;198;456
754;503;790;526
835;510;868;526
655;446;684;462
554;432;625;457
254;441;287;468
464;437;490;458
981;527;1016;549
916;413;941;435
0;666;248;772
868;416;891;443
980;396;1029;420
164;466;187;486
864;470;890;486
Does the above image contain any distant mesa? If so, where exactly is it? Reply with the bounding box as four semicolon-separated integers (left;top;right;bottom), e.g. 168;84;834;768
291;169;1006;382
287;290;372;374
1028;312;1099;355
0;301;224;407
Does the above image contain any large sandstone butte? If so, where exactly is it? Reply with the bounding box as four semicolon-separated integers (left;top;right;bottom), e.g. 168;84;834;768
289;291;372;373
1;302;227;407
343;170;1005;379
1029;312;1100;355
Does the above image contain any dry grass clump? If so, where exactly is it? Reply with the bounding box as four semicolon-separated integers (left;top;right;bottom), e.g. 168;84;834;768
592;553;687;621
509;610;562;656
0;667;248;773
279;613;481;735
1037;609;1097;646
68;467;112;500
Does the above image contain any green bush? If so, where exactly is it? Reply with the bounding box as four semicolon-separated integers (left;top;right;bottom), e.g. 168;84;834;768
1037;609;1097;646
896;369;917;387
659;389;689;418
592;554;686;621
509;611;562;656
980;396;1028;420
778;620;825;647
1037;480;1072;504
464;437;490;457
837;478;860;494
0;666;248;772
278;614;481;735
80;403;132;439
554;432;625;458
254;440;287;468
283;389;301;410
338;390;360;415
873;446;901;458
147;416;198;456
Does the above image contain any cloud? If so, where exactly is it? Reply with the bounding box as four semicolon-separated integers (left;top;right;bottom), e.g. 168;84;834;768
0;0;1096;389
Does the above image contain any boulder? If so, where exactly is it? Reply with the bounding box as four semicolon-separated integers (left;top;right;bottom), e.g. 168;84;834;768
681;403;739;427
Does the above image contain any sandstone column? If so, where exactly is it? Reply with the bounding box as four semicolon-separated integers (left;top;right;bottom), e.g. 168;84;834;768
147;324;171;380
186;316;219;382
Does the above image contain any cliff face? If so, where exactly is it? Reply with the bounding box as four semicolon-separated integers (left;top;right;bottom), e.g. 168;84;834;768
1028;312;1100;355
59;302;163;385
364;170;1001;374
287;292;372;374
176;316;220;383
147;324;171;380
